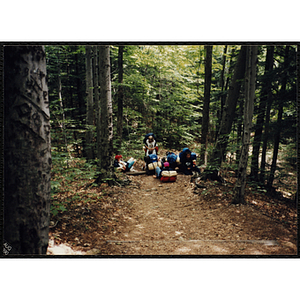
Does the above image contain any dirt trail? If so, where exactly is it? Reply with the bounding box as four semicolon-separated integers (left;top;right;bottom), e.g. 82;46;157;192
83;173;297;256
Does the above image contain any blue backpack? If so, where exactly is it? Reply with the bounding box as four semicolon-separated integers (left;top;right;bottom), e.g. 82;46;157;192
148;153;158;163
167;152;178;165
191;152;197;160
179;148;197;161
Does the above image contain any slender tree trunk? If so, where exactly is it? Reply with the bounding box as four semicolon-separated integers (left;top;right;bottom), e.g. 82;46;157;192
267;46;289;188
93;47;101;161
233;46;258;204
75;52;85;122
200;45;213;165
85;46;94;160
57;52;68;162
4;46;51;254
250;46;274;181
117;46;124;149
204;46;247;178
236;97;244;163
216;45;227;140
96;45;116;184
260;93;272;182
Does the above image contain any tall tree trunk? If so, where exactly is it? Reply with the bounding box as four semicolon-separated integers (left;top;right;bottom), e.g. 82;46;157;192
75;52;85;122
250;46;274;181
267;46;289;188
57;51;68;162
96;45;116;184
85;46;94;160
216;45;227;140
204;46;246;178
260;93;272;182
200;45;213;165
236;96;244;164
233;46;258;204
117;46;124;150
4;46;51;254
93;47;101;160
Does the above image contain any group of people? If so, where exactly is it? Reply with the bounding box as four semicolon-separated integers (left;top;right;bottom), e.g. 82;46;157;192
114;133;201;179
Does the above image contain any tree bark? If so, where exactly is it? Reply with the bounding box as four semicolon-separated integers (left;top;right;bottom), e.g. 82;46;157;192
236;97;244;163
4;46;51;254
96;46;116;184
267;46;289;188
75;51;85;122
93;47;101;160
57;51;69;163
250;46;274;181
85;46;94;160
233;46;258;204
259;93;272;182
117;46;124;149
200;45;213;164
205;46;246;177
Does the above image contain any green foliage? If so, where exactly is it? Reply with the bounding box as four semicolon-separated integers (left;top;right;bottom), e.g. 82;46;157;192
45;44;297;199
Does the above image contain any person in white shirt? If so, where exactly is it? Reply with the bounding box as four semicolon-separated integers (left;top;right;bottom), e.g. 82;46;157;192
143;135;158;156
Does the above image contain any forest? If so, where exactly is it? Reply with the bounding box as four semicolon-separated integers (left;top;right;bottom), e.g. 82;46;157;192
3;44;298;256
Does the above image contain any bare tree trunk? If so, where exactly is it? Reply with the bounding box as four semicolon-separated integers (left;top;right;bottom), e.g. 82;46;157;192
250;46;274;181
85;46;94;160
4;46;51;254
233;46;258;204
236;97;244;163
96;45;116;184
57;52;69;165
93;47;101;161
267;46;289;188
200;45;213;165
260;94;272;183
216;45;227;140
117;46;124;150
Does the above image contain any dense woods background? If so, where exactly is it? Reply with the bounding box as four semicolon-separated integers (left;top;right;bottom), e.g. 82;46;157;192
3;44;297;255
47;45;296;178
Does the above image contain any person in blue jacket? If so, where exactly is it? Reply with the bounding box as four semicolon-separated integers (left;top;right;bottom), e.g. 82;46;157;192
179;148;201;175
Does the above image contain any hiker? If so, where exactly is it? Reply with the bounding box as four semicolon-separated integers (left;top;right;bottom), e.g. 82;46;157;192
114;155;136;172
143;134;158;156
178;148;201;175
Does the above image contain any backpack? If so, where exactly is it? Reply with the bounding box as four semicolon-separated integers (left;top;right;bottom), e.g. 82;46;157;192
191;152;197;161
160;170;177;182
148;161;163;171
148;153;158;163
167;152;180;165
143;133;156;144
179;148;190;160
